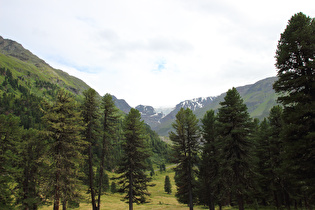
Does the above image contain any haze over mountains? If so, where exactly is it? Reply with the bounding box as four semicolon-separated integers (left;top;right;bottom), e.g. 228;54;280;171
0;35;277;136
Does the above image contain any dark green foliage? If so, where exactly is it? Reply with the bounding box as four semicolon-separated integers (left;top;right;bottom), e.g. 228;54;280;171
164;175;172;194
169;108;200;209
254;106;288;208
97;93;119;209
216;87;254;210
198;110;218;210
0;91;44;130
116;108;153;209
81;88;100;210
41;89;86;210
159;163;166;172
144;124;170;164
16;128;47;209
111;182;117;194
273;12;315;207
0;114;22;209
254;118;272;206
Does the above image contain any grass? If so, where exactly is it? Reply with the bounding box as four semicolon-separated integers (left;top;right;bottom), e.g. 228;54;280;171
39;165;208;210
39;165;266;210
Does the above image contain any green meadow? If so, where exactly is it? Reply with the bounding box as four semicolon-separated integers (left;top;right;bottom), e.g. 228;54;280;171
40;166;207;210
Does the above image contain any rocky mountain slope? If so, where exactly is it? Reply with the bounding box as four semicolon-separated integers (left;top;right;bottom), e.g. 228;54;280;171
135;105;164;128
153;77;278;136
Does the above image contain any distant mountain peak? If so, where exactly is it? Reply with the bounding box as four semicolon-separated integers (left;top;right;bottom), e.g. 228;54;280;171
176;96;216;111
135;105;164;128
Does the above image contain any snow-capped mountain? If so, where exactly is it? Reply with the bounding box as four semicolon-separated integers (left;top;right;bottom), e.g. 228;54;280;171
175;97;216;111
135;97;216;131
135;105;165;129
158;96;216;126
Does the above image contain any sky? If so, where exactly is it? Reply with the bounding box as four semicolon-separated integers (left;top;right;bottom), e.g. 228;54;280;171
1;0;314;108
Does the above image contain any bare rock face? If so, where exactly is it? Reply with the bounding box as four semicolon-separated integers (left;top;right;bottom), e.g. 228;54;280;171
135;105;164;129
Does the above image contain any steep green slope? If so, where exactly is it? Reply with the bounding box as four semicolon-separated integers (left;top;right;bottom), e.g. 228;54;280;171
157;77;278;136
0;36;90;98
196;76;278;119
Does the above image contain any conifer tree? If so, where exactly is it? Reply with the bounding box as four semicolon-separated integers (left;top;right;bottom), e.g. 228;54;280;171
164;175;172;194
41;89;86;210
81;88;100;210
273;12;315;207
254;118;272;206
216;87;254;210
97;93;119;209
116;108;153;210
0;114;22;209
17;128;46;210
198;110;218;210
169;108;200;210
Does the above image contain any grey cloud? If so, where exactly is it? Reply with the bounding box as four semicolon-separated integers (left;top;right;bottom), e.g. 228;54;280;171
97;30;193;54
147;37;194;53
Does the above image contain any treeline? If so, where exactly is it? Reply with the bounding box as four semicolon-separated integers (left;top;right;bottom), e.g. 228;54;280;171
0;85;169;209
169;12;315;210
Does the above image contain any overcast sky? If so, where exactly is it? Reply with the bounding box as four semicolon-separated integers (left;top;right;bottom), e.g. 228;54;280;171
1;0;314;108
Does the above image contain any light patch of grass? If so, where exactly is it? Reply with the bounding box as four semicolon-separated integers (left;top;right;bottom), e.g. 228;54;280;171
39;165;206;209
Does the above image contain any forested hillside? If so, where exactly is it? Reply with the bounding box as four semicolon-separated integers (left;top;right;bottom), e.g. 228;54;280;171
0;36;170;209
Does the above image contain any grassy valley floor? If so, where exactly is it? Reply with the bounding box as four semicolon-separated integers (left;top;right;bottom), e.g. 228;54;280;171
40;165;238;210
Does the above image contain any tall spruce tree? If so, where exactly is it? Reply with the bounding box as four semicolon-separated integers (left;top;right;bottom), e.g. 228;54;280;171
116;108;153;210
81;88;100;210
97;93;119;209
169;108;200;210
41;89;86;210
273;12;315;207
216;87;254;210
198;110;218;210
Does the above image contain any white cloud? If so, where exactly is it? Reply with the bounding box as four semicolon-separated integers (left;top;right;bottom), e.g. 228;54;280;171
1;0;315;107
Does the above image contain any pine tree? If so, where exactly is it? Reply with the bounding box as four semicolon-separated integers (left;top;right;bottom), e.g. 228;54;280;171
273;12;315;207
17;128;46;210
97;93;119;209
169;108;200;210
81;88;100;210
0;114;22;209
268;106;288;208
216;87;254;210
164;175;172;194
198;110;218;210
116;108;153;210
41;89;86;210
254;118;272;206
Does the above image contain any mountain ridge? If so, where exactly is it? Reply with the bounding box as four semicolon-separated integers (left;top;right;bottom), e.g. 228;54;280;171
0;36;131;110
0;35;278;136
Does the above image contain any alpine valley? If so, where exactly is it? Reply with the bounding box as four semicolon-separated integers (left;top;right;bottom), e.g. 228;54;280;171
0;36;277;136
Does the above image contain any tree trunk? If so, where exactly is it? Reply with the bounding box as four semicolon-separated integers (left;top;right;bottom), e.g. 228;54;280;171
54;166;61;210
62;200;67;210
89;145;97;210
97;134;107;210
129;172;133;210
188;147;193;210
209;196;215;210
237;193;244;210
